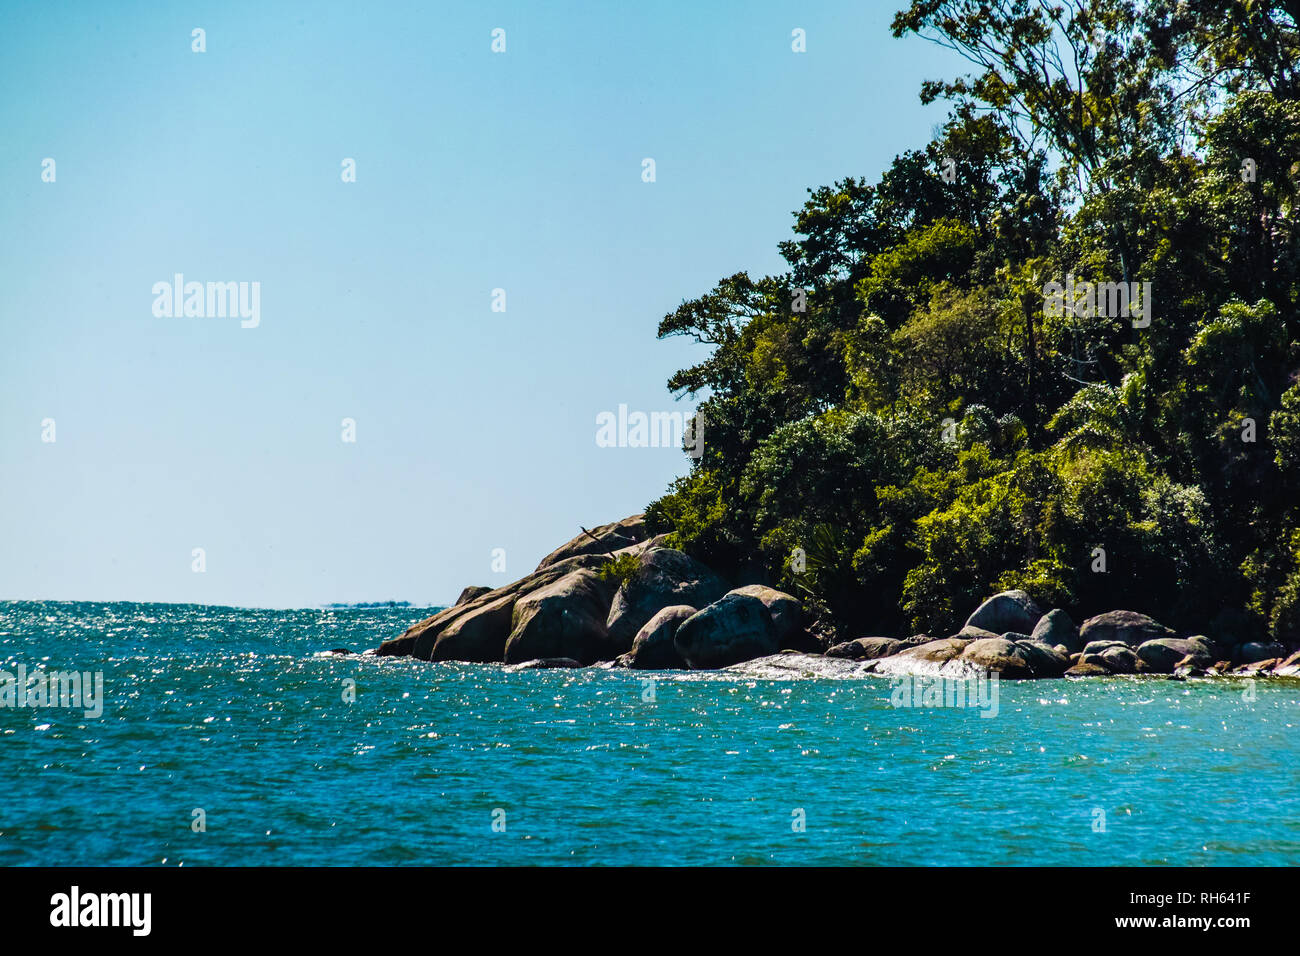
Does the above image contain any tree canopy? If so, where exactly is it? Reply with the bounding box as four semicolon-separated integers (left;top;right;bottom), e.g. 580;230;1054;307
646;0;1300;641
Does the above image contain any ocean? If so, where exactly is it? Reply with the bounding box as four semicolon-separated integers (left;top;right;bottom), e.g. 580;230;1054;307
2;600;1298;866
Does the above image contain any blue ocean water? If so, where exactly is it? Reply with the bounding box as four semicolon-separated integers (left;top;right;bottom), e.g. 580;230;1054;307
1;599;1297;866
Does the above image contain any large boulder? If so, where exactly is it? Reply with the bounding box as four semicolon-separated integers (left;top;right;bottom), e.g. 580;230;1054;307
1012;639;1070;678
625;605;696;669
673;593;778;669
535;515;649;571
1235;641;1287;665
1030;609;1081;653
953;637;1069;679
825;637;903;660
1088;644;1139;674
503;569;620;664
606;548;728;649
377;552;613;660
964;590;1042;636
426;593;517;662
958;638;1035;679
725;585;803;646
1136;637;1217;674
1079;611;1175;648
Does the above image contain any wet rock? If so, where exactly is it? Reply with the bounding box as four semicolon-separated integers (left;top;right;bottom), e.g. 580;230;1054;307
863;638;973;677
721;652;875;680
504;657;583;671
825;636;902;660
958;638;1035;679
1064;661;1110;677
1274;649;1300;677
1234;657;1282;675
1173;655;1211;678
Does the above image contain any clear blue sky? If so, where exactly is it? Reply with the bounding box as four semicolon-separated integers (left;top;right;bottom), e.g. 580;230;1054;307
0;0;962;607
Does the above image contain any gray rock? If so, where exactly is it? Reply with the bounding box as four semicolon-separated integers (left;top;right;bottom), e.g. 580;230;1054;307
1092;644;1138;674
426;593;517;662
863;638;973;677
625;605;696;669
825;636;902;660
1030;609;1082;653
379;552;613;660
725;585;803;646
1079;610;1175;648
964;590;1043;636
958;624;1002;641
1235;641;1286;665
504;569;620;664
1013;639;1070;678
959;638;1035;679
1174;655;1212;677
1082;639;1131;656
1136;637;1216;673
674;593;778;669
535;515;648;571
454;586;492;606
504;657;583;670
606;548;728;650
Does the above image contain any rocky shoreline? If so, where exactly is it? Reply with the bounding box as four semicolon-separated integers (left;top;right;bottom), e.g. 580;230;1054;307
372;515;1300;680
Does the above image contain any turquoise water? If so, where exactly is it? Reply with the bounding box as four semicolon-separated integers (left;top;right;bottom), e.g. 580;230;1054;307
1;599;1298;866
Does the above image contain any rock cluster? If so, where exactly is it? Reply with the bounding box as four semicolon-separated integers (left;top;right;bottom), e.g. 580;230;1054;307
374;516;816;668
373;517;1300;680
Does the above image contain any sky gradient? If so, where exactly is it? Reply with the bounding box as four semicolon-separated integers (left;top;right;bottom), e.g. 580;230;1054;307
0;0;964;607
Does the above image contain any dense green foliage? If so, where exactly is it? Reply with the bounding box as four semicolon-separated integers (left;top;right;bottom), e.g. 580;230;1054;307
646;1;1300;641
